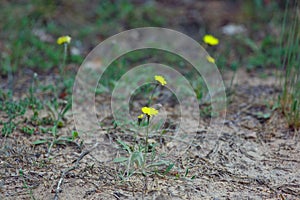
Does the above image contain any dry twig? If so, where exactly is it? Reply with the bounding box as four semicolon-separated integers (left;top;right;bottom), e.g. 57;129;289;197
54;142;99;200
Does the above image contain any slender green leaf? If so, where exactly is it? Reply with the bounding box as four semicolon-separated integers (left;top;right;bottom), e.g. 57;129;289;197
147;160;168;168
72;131;79;139
32;139;48;145
131;152;144;167
117;139;131;153
185;168;189;177
163;163;174;175
113;157;128;163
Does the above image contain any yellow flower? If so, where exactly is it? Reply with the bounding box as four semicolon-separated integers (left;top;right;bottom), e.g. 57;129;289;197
138;114;144;119
154;75;167;86
141;107;158;117
206;55;215;63
203;34;219;46
57;35;71;45
137;114;144;125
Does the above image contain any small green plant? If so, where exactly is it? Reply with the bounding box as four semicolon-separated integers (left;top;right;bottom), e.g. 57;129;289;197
29;37;81;153
19;168;36;200
114;75;174;178
0;94;30;136
31;98;81;154
56;35;71;75
1;121;17;136
2;71;45;134
32;84;77;154
21;126;35;135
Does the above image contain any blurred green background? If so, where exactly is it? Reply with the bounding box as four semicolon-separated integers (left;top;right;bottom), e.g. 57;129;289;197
1;0;299;129
0;0;289;76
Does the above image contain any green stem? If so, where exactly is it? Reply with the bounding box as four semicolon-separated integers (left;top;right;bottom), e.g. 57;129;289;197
142;115;150;175
60;43;68;75
145;115;150;153
147;84;158;106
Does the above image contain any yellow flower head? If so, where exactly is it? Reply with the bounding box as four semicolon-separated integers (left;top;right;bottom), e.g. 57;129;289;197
141;107;158;117
57;35;71;45
138;114;144;119
203;34;219;46
154;75;167;86
206;55;215;63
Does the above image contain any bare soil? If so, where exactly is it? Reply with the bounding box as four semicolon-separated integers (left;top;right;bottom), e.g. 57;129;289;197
1;69;299;200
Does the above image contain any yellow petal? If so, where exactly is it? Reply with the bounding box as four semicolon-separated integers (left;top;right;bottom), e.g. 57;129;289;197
138;114;144;119
141;107;158;116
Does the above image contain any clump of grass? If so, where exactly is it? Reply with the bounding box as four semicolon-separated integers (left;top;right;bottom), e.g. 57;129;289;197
279;0;300;130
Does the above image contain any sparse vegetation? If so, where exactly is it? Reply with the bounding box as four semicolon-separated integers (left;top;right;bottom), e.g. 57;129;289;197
0;1;299;199
279;0;300;129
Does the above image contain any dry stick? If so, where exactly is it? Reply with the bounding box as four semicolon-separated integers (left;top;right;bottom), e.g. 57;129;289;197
54;142;99;200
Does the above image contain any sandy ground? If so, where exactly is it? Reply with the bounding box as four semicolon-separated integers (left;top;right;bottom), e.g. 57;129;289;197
1;69;299;200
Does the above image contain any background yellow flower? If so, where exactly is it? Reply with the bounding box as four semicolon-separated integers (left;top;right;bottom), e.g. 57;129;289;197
154;75;167;86
203;34;219;46
57;35;71;45
206;55;215;63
